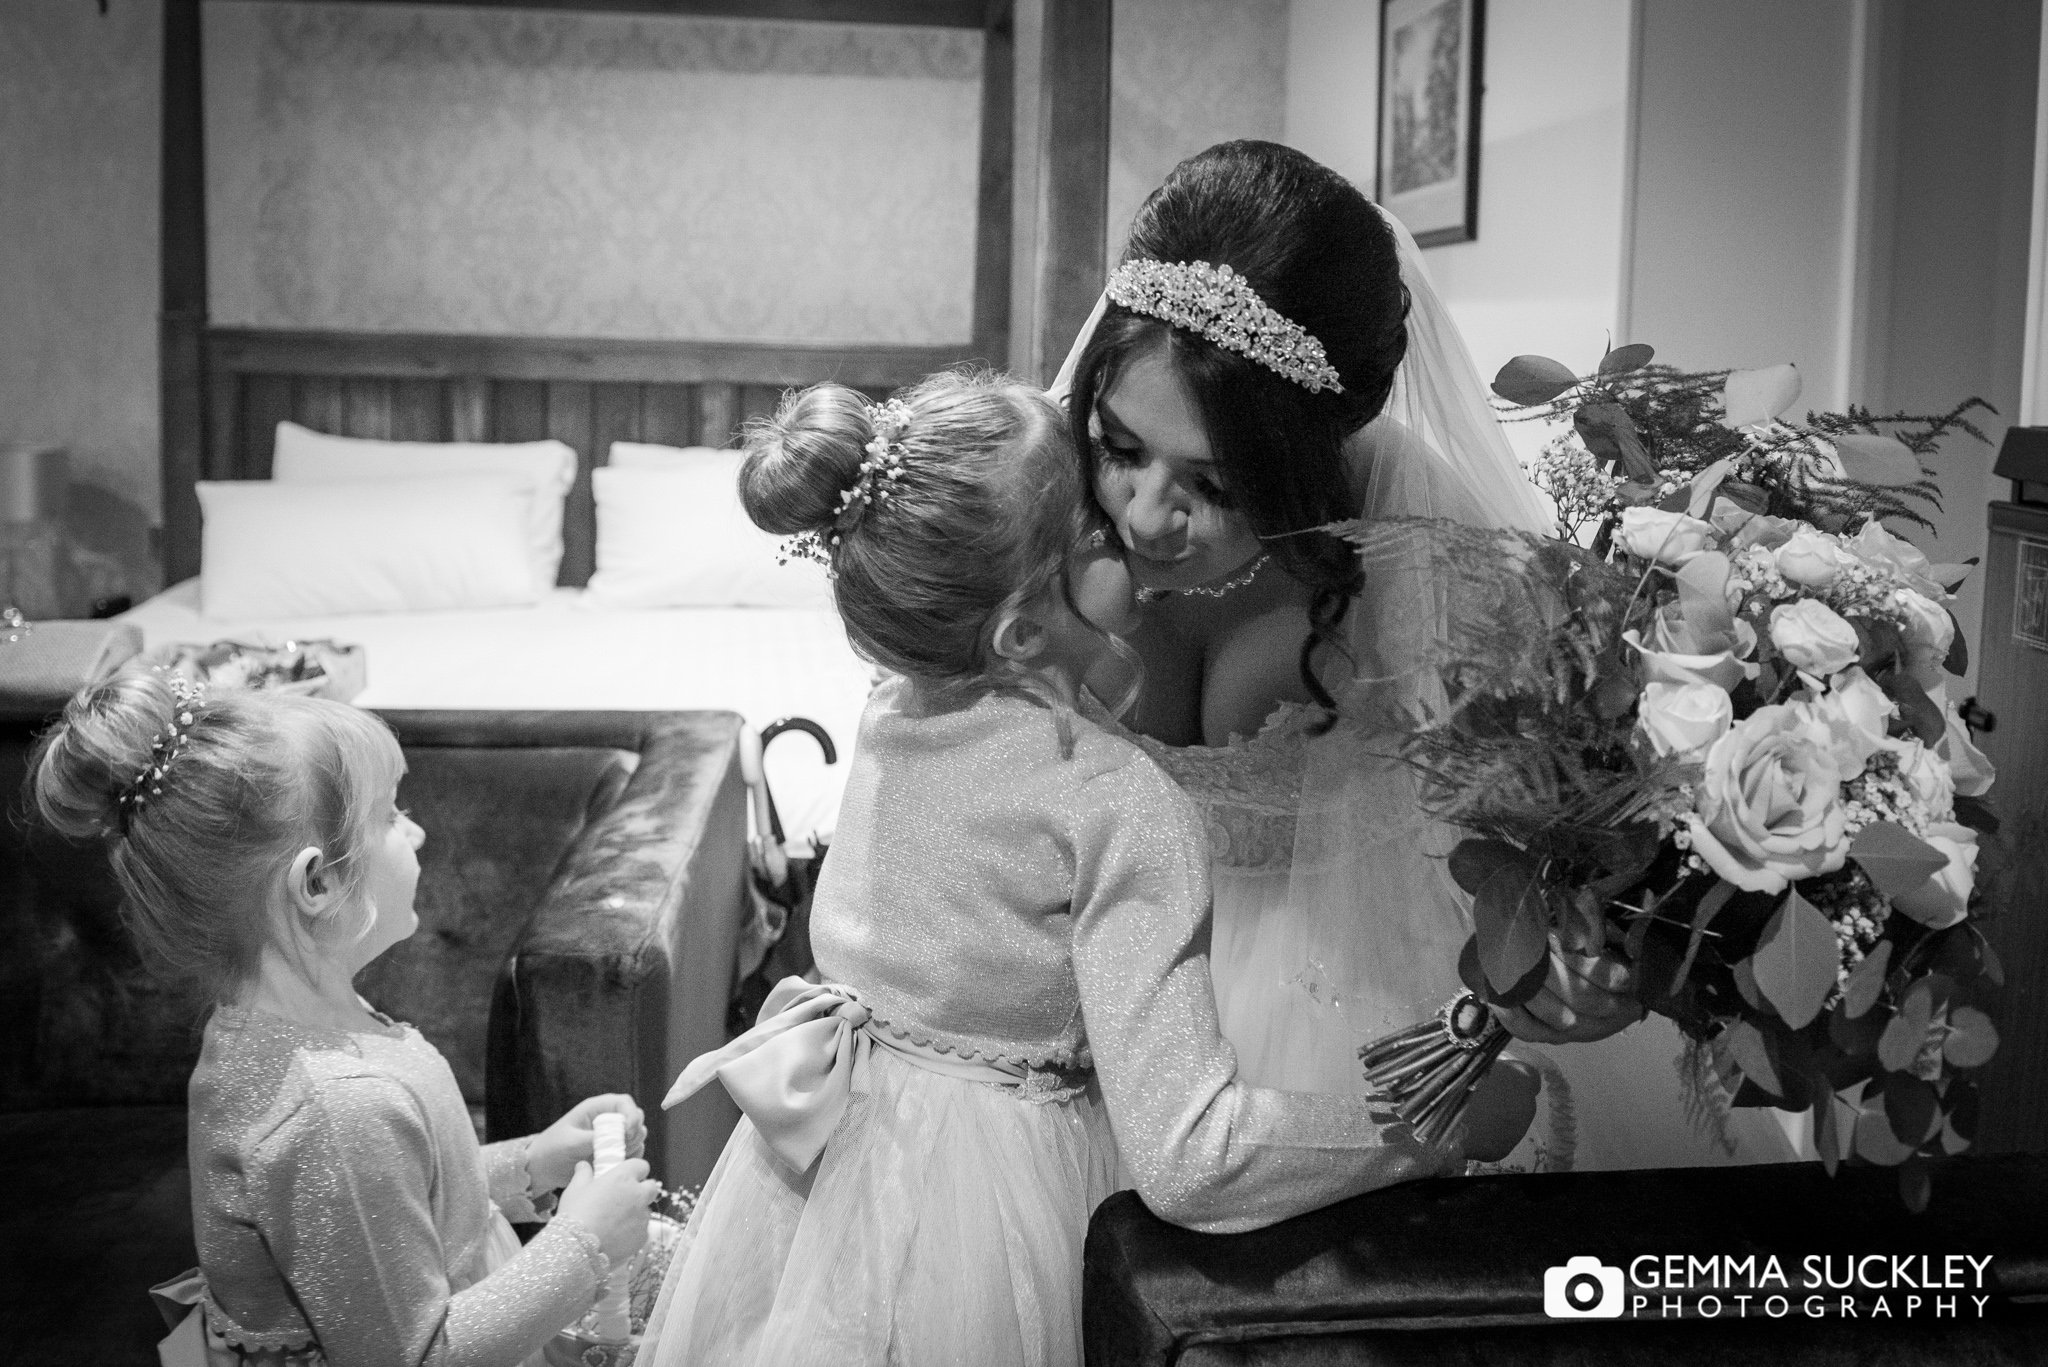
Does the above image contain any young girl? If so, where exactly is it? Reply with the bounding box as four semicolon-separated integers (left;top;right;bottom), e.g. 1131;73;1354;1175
32;673;661;1367
636;371;1537;1367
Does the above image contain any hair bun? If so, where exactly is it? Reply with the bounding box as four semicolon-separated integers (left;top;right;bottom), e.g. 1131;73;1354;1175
737;383;876;535
32;668;181;840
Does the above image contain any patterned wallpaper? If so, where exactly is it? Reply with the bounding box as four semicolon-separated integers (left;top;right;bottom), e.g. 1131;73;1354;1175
204;3;984;345
0;1;166;584
1107;0;1288;263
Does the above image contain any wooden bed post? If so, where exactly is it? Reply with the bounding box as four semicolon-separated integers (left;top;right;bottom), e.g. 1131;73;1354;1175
161;0;208;586
1006;0;1112;385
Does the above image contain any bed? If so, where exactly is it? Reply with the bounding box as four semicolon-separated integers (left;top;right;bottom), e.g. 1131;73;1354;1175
151;0;1116;837
121;577;873;840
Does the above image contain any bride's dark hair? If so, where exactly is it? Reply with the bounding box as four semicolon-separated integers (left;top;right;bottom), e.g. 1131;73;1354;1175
1066;139;1409;718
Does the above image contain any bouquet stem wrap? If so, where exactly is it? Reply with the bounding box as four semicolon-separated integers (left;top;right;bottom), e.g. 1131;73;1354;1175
1359;991;1510;1145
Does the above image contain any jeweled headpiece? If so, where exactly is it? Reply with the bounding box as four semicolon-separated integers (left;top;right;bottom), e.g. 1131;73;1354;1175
1106;259;1344;395
116;673;207;825
778;398;915;576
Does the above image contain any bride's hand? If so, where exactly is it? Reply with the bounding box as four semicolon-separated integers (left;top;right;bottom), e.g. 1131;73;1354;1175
1496;946;1643;1045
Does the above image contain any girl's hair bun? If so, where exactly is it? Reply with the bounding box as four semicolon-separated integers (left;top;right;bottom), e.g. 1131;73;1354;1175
736;383;874;536
32;668;181;840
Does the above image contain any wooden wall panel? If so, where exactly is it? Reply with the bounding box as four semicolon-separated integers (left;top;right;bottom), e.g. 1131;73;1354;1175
641;384;698;448
204;371;241;483
390;379;446;442
242;376;295;481
546;382;597;586
296;378;347;437
343;379;395;440
492;380;549;444
448;377;491;442
698;385;740;448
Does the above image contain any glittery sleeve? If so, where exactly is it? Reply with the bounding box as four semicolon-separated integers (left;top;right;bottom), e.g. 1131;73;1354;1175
481;1137;553;1224
1069;755;1463;1236
250;1074;604;1367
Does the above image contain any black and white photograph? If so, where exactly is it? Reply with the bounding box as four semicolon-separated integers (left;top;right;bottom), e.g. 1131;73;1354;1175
2;1;2045;1364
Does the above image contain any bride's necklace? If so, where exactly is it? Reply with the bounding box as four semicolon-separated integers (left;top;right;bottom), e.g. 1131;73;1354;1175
1135;553;1271;603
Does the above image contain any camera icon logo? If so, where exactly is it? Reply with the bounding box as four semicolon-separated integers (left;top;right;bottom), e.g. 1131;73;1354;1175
1543;1256;1625;1319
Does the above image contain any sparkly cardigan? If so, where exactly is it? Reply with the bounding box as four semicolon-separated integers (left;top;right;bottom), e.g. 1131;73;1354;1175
186;1007;607;1367
810;677;1459;1234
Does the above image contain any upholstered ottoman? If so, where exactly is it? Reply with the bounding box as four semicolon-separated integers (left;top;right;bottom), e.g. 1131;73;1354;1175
1085;1156;2048;1365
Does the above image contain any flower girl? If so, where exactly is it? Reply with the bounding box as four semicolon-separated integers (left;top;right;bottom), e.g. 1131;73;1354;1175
32;673;660;1367
637;371;1539;1367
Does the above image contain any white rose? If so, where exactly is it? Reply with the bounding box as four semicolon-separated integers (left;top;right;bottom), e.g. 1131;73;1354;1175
1938;697;1997;798
1685;704;1850;893
1888;822;1978;930
1878;735;1955;823
1769;599;1861;676
1787;667;1894;779
1636;681;1733;763
1893;589;1955;688
1617;507;1718;566
1845;521;1947;599
1775;527;1855;587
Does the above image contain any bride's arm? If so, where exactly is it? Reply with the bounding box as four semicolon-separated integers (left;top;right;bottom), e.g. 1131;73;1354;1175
1068;755;1486;1235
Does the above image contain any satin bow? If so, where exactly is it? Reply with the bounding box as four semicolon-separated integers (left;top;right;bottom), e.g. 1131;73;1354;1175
662;977;871;1172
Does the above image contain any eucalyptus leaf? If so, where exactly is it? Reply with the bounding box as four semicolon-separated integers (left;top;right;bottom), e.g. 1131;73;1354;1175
1842;940;1892;1019
1944;607;1968;676
1600;342;1656;374
1749;890;1839;1029
1882;1072;1941;1147
1448;839;1528;897
1493;355;1580;406
1943;1006;2000;1069
1725;1019;1782;1099
1854;1102;1916;1165
1722;364;1802;429
1473;859;1549;997
1850;821;1949;901
1833;433;1925;487
1877;980;1936;1073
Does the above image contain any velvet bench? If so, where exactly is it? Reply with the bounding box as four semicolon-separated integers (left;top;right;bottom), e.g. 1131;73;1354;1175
1085;1155;2048;1365
0;707;749;1363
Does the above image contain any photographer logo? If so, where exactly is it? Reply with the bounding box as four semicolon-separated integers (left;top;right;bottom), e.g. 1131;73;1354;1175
1544;1256;1626;1319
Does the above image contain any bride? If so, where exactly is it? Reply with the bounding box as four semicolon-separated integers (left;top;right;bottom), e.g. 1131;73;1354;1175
1057;140;1801;1171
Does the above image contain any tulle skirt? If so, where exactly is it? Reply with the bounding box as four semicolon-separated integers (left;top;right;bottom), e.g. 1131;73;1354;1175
635;1045;1119;1367
1209;858;1805;1172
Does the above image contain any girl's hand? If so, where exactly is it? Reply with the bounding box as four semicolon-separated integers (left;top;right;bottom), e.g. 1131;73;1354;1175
1460;1058;1541;1162
1497;946;1643;1046
556;1159;659;1264
527;1094;648;1194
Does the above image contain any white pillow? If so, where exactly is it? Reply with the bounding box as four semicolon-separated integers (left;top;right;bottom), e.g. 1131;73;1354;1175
271;421;576;595
587;447;833;610
197;477;539;618
609;441;730;472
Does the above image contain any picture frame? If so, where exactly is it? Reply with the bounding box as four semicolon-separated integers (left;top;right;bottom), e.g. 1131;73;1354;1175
1376;0;1485;248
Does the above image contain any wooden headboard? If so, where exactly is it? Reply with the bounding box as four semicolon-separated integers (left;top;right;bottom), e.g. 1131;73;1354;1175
200;329;964;587
160;0;1115;585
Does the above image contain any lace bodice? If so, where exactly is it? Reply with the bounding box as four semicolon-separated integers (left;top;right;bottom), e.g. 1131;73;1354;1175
1088;701;1317;871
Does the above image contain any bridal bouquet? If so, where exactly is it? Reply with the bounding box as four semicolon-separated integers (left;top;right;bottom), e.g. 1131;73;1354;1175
1354;345;2001;1208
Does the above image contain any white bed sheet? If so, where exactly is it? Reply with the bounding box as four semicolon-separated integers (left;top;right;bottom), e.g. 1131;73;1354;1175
120;579;874;841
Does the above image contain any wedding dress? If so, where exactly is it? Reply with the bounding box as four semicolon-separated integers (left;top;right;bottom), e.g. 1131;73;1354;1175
1059;205;1803;1172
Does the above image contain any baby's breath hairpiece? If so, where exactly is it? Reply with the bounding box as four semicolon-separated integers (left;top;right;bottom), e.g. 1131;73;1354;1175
776;398;916;577
1106;259;1344;395
116;672;207;824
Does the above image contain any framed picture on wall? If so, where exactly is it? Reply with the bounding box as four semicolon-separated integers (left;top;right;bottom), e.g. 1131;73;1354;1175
1376;0;1484;247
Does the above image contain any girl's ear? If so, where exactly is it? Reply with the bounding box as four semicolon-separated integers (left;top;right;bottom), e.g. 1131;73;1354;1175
990;607;1049;664
285;846;341;924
